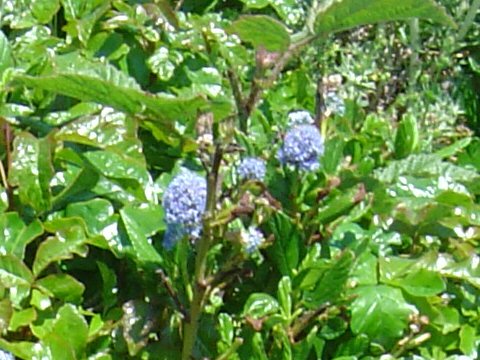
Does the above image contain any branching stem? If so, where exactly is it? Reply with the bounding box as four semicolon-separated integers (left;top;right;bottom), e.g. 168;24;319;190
181;145;223;360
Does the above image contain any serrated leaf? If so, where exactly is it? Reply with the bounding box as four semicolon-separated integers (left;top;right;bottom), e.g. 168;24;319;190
33;218;90;276
312;0;456;35
228;15;291;52
0;212;43;259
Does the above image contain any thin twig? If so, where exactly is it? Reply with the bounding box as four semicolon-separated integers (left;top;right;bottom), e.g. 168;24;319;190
175;0;184;11
242;35;319;129
157;269;189;321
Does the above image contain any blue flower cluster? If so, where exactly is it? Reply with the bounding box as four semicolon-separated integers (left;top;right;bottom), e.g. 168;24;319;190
162;169;207;248
242;227;265;253
277;124;324;171
287;110;314;126
237;157;266;181
325;91;346;116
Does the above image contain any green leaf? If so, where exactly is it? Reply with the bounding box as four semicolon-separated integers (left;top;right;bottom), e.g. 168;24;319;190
66;199;122;254
0;212;43;259
35;274;85;303
350;285;414;346
459;324;476;356
228;15;291;52
31;0;60;23
8;133;54;213
218;313;234;345
239;0;269;8
434;137;472;158
277;276;292;318
0;31;13;78
0;298;12;334
394;115;419;159
51;166;100;210
312;0;456;36
43;304;88;360
243;293;280;319
390;268;446;297
33;218;90;276
267;212;300;276
55;108;140;151
30;289;51;310
351;251;377;286
14;57;207;143
304;250;355;309
120;204;164;265
374;154;480;186
8;307;37;332
0;255;34;287
85;151;155;203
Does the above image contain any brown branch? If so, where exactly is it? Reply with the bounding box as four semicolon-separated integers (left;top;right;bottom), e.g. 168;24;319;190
156;269;189;321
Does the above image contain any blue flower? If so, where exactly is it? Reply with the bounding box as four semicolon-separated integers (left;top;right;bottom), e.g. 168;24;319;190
325;91;345;116
277;124;324;171
0;350;14;360
237;157;266;181
242;227;265;253
162;169;207;247
288;110;314;126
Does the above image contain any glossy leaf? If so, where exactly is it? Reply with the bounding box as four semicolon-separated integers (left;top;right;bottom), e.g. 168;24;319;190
304;250;354;308
0;212;43;259
0;31;13;77
66;199;122;254
120;204;164;265
350;285;414;345
42;304;88;360
228;15;291;52
33;218;90;276
312;0;455;35
8;133;54;213
35;274;85;303
8;307;37;332
31;0;60;23
394;115;419;159
0;255;34;288
243;293;280;319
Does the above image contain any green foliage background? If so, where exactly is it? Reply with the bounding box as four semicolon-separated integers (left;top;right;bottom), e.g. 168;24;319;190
0;0;479;359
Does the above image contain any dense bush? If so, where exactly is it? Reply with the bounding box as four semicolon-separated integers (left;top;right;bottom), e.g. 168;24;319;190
0;0;479;359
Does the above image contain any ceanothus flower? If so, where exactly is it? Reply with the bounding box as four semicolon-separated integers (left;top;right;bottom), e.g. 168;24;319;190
242;227;265;253
325;91;346;116
0;350;14;360
277;124;324;171
162;169;207;248
287;110;314;126
237;157;266;181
